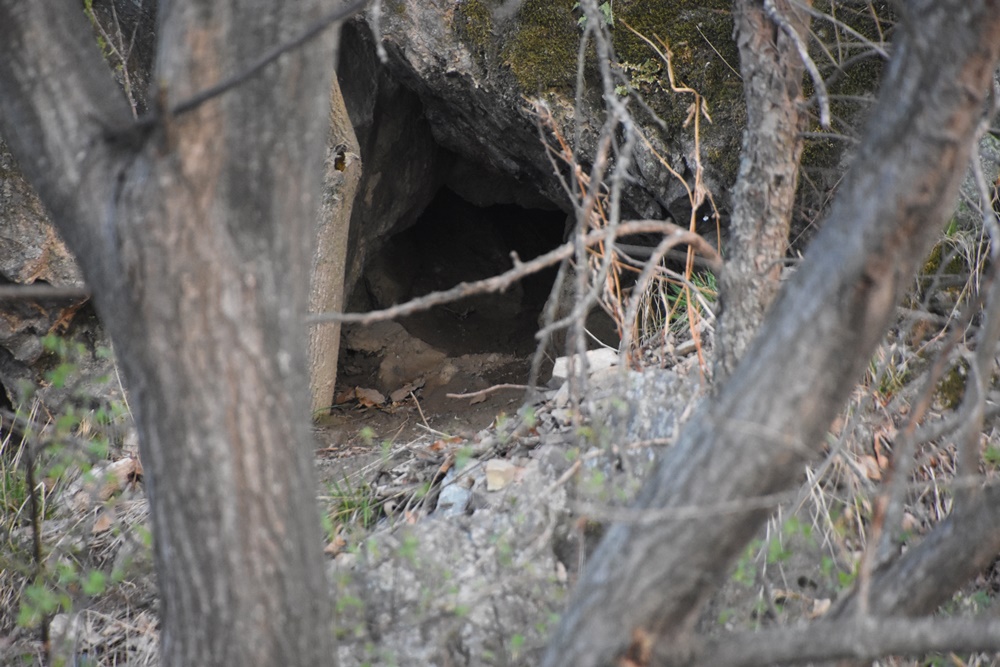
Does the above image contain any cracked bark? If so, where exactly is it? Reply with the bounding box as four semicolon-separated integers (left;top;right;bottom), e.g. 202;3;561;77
0;1;347;665
716;0;810;379
541;1;1000;665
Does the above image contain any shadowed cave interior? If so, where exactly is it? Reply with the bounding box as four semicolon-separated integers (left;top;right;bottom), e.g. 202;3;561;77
354;187;568;359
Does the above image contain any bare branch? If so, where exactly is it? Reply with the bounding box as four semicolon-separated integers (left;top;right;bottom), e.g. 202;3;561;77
306;220;710;325
0;285;91;300
764;0;830;128
542;1;1000;663
688;616;1000;667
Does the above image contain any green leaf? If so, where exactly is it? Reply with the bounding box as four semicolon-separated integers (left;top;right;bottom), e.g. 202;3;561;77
82;570;107;596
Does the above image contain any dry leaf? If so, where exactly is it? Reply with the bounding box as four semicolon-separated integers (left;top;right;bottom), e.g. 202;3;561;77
485;459;520;491
469;394;487;405
324;525;347;556
861;455;882;481
334;387;357;405
390;379;425;403
808;598;832;619
355;387;386;407
92;508;115;534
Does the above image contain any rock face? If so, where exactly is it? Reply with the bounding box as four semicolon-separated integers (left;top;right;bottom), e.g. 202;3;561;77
1;0;751;405
340;0;748;299
0;0;154;407
367;0;743;210
0;136;100;407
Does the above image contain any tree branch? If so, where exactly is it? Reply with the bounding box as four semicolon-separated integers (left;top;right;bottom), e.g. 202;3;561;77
686;616;1000;667
542;1;1000;665
306;220;705;324
830;482;1000;620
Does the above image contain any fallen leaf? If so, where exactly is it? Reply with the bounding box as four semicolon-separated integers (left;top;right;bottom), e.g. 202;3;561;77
808;598;832;619
92;508;115;534
334;387;357;405
390;379;425;403
324;525;347;557
469;394;487;405
485;459;520;491
355;387;386;407
861;455;882;481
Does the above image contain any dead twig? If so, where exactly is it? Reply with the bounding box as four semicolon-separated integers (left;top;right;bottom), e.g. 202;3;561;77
0;285;91;300
446;384;534;400
307;220;716;325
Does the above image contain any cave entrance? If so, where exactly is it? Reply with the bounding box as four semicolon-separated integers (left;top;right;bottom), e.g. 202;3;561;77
360;187;567;359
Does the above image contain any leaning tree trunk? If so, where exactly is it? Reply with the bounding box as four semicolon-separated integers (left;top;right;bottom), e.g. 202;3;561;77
309;78;361;416
541;1;1000;665
715;0;810;378
0;1;346;665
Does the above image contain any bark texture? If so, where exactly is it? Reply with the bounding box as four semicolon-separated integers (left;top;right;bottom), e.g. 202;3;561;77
716;0;810;378
309;78;361;415
0;2;342;666
541;1;1000;665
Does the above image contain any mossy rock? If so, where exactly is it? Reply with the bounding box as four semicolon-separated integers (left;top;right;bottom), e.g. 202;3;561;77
501;0;581;93
936;361;969;411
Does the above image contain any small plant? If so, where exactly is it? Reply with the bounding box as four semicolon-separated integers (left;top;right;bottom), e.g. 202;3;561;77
1;332;138;662
634;271;717;347
984;444;1000;470
326;475;381;529
574;1;613;28
731;538;764;587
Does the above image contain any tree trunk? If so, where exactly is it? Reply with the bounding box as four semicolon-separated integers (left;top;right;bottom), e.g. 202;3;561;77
0;1;344;665
309;78;362;416
542;1;1000;665
715;0;810;378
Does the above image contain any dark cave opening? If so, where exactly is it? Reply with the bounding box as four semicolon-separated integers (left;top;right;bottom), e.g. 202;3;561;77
358;187;568;358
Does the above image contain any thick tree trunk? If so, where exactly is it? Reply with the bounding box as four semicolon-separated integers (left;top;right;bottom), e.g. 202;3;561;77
0;1;343;665
309;79;361;416
541;1;1000;665
715;0;810;378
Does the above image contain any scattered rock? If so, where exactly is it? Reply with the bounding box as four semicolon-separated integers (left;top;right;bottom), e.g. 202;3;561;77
484;459;521;491
550;348;619;386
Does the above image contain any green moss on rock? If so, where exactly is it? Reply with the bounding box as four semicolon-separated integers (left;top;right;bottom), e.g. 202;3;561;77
800;3;892;186
454;0;495;61
936;362;968;411
612;1;743;181
502;0;580;93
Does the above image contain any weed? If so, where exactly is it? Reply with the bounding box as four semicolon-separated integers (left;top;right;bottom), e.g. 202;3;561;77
574;1;613;28
326;475;381;530
984;444;1000;470
731;538;764;587
0;333;140;663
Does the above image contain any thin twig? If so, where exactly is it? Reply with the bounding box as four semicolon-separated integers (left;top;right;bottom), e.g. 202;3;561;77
0;284;91;300
764;0;831;128
307;220;704;324
446;384;533;400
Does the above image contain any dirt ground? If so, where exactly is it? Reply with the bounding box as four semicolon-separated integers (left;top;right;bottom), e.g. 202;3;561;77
311;309;555;484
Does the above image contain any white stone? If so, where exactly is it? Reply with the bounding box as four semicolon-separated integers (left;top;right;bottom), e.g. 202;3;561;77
550;348;619;385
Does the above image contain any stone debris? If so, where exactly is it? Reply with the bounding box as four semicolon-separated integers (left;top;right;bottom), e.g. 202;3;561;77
549;348;619;386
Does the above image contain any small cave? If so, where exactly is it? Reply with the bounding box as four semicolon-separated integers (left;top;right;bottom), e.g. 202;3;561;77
356;187;568;360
